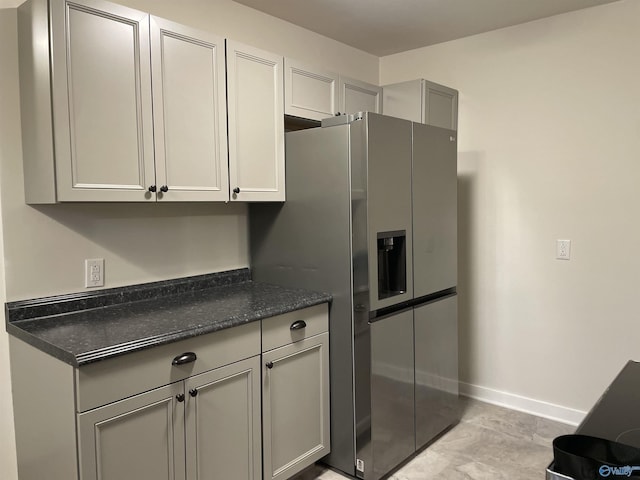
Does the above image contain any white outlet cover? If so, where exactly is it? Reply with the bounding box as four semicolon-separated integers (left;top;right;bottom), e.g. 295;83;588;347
85;258;105;287
556;239;571;260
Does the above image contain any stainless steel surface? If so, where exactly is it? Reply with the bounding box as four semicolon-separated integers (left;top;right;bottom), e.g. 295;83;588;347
412;123;458;297
250;123;356;474
414;295;459;448
370;309;415;480
366;114;413;312
546;464;575;480
250;112;459;480
350;117;371;478
321;112;358;127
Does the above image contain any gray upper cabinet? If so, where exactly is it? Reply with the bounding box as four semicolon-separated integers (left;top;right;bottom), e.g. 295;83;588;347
284;58;381;120
20;0;228;202
338;76;382;115
227;41;285;202
150;17;229;202
383;79;458;131
19;0;282;203
19;0;155;202
284;58;338;121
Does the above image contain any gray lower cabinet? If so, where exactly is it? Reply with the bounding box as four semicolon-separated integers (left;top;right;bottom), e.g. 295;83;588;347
78;381;186;480
262;331;330;480
10;304;329;480
77;356;261;480
185;357;262;480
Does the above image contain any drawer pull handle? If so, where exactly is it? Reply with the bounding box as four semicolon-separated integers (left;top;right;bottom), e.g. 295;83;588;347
189;388;198;397
266;361;274;369
172;352;197;366
290;320;307;330
176;393;185;402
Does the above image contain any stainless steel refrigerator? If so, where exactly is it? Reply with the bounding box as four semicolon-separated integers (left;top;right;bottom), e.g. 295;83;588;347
250;112;459;480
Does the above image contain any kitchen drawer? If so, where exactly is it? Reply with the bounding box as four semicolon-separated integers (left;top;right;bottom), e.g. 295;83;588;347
76;321;260;412
262;304;328;352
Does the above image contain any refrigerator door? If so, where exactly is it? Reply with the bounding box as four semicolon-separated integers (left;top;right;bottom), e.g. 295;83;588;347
414;295;459;448
368;309;415;480
412;124;457;298
366;113;414;312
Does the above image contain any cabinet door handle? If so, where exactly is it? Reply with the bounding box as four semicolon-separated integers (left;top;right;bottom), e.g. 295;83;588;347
266;361;274;369
172;352;197;365
160;185;169;193
290;320;307;330
148;185;157;193
233;187;240;194
189;388;198;397
176;393;185;402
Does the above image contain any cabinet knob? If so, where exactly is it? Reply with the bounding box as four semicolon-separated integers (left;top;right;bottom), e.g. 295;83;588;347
290;320;307;330
160;185;169;193
266;361;274;369
172;352;197;366
233;187;240;194
148;185;157;193
189;388;198;397
176;393;185;402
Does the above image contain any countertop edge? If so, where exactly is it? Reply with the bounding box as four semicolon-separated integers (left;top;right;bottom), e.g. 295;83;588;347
74;295;331;366
6;321;79;366
8;292;331;368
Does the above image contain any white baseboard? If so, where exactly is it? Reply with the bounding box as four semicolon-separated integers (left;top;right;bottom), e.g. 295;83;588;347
459;381;587;427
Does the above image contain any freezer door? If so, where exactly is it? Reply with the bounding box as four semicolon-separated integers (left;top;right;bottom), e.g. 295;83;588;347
414;295;459;448
412;124;457;297
368;309;415;480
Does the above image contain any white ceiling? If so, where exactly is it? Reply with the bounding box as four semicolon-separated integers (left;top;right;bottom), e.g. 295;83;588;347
233;0;621;56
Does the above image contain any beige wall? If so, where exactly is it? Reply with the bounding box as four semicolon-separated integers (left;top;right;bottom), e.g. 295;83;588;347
0;10;20;480
107;0;379;84
0;2;378;477
381;0;640;420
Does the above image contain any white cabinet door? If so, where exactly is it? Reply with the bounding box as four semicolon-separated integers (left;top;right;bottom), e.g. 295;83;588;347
262;333;330;480
185;357;261;480
78;382;185;480
150;17;229;202
227;40;285;202
383;79;458;131
50;0;155;201
285;58;338;121
338;76;382;115
423;80;458;131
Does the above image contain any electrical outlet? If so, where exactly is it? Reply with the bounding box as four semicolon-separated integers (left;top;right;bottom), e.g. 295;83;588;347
85;258;104;287
556;240;571;260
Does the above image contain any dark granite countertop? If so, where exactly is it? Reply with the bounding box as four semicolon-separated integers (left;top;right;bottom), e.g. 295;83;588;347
5;269;331;367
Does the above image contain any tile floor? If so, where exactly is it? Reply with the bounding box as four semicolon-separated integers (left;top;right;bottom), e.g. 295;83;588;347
292;397;575;480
